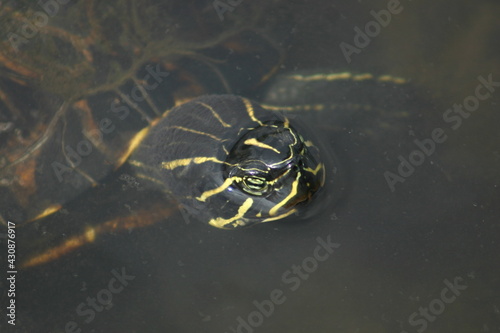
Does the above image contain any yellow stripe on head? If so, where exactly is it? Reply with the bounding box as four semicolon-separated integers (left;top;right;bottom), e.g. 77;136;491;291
161;157;226;170
262;208;297;222
303;163;324;176
170;126;223;141
243;138;280;154
269;172;301;216
196;177;240;202
242;98;263;125
197;102;232;128
208;198;254;229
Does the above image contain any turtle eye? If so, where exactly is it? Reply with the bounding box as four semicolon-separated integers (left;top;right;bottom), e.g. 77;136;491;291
241;176;269;196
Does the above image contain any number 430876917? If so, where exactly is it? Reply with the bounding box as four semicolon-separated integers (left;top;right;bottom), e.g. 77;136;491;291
7;221;16;270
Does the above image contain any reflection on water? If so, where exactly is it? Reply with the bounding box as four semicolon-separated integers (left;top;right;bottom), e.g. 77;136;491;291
0;0;499;332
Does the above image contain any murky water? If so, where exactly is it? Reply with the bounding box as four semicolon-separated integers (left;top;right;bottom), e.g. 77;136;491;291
0;1;499;332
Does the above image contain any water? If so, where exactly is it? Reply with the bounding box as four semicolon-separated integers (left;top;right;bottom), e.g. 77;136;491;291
1;1;499;332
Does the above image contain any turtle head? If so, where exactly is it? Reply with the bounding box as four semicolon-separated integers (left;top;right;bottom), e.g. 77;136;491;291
132;95;327;229
217;119;325;228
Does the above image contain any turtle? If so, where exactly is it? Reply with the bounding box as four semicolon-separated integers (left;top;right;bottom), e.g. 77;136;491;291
0;1;423;268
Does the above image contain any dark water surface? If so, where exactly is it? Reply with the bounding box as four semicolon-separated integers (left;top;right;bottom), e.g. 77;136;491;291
1;1;499;332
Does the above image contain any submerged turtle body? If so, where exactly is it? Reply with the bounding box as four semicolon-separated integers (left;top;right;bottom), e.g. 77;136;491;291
0;2;425;268
9;69;422;268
